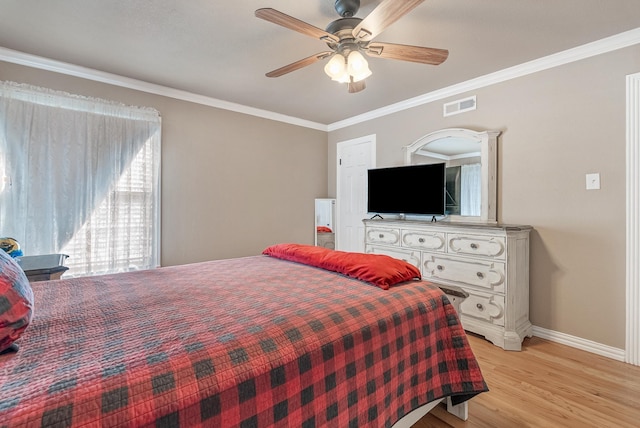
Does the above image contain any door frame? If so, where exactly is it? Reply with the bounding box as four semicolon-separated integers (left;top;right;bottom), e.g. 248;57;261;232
626;71;640;365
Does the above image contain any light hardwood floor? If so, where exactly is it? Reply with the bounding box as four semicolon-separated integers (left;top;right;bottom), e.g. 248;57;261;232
414;334;640;427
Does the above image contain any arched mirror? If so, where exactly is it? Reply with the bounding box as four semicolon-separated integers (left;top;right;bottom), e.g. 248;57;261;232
404;128;500;223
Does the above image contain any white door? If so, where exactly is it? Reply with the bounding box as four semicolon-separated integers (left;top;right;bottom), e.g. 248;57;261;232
336;135;376;252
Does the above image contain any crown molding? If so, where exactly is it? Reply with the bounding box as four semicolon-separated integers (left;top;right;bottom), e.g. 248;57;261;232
1;27;638;133
0;47;328;132
328;26;640;131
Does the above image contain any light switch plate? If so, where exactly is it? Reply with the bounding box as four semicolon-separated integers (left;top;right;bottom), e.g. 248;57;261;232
586;173;600;190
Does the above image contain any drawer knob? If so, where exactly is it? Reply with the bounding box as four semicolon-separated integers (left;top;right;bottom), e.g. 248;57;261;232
476;303;484;311
470;243;478;249
436;265;444;271
476;272;484;279
379;234;384;239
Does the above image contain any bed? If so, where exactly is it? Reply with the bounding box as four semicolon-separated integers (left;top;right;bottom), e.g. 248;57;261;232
0;245;487;427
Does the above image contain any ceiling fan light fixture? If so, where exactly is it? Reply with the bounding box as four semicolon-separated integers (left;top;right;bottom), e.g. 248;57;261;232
257;1;449;93
334;72;351;83
346;50;372;82
324;54;347;80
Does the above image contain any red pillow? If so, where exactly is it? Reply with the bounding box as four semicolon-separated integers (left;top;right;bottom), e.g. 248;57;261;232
0;248;34;353
263;243;332;265
263;243;421;290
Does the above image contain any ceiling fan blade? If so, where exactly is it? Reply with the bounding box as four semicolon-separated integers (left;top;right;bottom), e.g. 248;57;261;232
265;52;333;78
366;42;448;65
348;79;366;93
352;0;425;41
256;8;339;44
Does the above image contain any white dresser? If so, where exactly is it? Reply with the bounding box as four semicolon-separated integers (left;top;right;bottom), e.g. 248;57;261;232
364;219;532;351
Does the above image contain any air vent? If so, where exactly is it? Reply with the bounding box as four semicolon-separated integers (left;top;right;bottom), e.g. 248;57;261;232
443;96;477;117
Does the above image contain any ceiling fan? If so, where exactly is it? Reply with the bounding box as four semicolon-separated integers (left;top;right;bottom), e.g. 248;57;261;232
255;0;448;93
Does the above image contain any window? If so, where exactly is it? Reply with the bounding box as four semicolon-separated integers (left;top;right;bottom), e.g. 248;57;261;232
61;138;160;277
0;81;161;277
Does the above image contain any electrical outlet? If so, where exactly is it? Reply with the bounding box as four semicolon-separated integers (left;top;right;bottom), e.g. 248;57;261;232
586;173;600;190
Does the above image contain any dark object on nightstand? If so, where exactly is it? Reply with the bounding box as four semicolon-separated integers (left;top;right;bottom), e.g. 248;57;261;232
16;254;69;282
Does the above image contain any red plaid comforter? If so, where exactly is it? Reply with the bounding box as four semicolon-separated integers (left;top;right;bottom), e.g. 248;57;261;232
0;255;487;427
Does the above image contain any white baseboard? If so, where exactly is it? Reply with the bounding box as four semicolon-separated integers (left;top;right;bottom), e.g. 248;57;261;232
532;326;625;362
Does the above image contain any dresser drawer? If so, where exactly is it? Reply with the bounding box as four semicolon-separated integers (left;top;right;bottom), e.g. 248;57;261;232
365;246;420;270
459;289;505;327
422;254;505;293
401;230;445;252
365;227;400;246
448;233;506;259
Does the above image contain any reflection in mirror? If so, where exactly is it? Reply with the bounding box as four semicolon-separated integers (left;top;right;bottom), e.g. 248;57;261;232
404;129;499;223
411;138;482;216
315;198;336;249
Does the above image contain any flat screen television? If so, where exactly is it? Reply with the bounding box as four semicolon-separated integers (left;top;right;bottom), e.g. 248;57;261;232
367;163;446;216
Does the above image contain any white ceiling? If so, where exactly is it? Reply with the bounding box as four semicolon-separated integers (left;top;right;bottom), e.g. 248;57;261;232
0;1;638;126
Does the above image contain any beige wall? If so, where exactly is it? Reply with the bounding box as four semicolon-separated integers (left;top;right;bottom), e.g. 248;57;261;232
0;61;328;266
328;45;640;349
3;43;639;349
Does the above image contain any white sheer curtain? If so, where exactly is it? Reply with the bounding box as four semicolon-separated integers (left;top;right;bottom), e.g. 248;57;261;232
0;81;161;276
460;163;481;216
